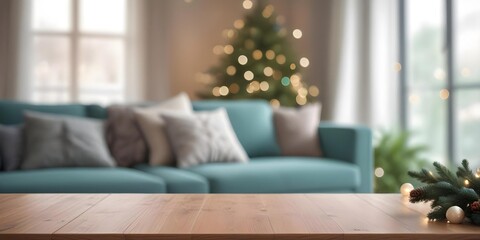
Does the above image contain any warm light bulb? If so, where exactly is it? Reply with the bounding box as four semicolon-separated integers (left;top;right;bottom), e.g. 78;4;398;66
270;99;280;107
296;95;307;105
465;179;470;186
229;83;240;94
300;57;310;67
375;167;384;178
260;81;269;91
233;19;245;29
276;55;286;65
290;63;296;70
262;5;274;18
213;45;224;55
224;45;234;55
308;86;319;97
252;50;263;60
226;66;236;76
263;67;273;77
439;89;449;100
242;0;253;9
266;50;275;60
244;71;254;81
212;87;220;97
238;55;248;65
292;29;303;39
219;86;229;96
400;183;414;197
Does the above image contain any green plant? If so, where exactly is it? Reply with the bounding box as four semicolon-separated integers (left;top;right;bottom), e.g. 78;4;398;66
374;130;428;193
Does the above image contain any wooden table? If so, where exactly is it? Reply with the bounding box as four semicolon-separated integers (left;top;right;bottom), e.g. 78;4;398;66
0;194;479;240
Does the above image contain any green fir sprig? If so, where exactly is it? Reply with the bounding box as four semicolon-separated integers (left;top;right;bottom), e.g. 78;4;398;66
408;160;480;222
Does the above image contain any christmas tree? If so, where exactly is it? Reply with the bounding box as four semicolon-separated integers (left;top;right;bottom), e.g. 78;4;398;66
200;0;318;107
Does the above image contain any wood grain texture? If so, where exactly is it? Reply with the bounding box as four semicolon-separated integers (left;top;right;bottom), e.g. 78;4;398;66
0;194;107;240
1;194;480;240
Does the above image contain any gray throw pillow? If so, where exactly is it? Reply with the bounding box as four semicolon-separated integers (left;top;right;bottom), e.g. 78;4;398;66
21;111;116;169
0;125;23;171
273;103;323;157
162;108;249;168
106;106;147;167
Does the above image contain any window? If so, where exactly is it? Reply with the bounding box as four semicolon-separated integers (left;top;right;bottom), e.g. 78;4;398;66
32;0;127;104
400;0;480;167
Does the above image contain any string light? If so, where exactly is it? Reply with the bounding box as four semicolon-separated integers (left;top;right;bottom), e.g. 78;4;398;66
238;55;248;65
296;95;307;105
244;71;254;81
213;45;224;55
270;99;280;107
375;167;385;178
219;86;229;96
212;87;220;97
263;67;273;77
262;5;274;18
242;0;253;9
281;77;290;86
292;29;303;39
298;87;308;97
250;81;260;91
290;63;296;70
300;57;310;68
260;81;270;91
224;45;234;55
394;62;402;72
465;179;470;186
290;74;300;87
252;50;263;60
266;50;275;60
226;66;236;76
229;83;240;94
434;68;446;80
439;89;449;100
309;86;319;97
234;19;245;29
276;55;286;64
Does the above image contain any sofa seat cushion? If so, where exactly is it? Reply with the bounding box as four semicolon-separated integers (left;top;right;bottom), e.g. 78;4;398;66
134;164;209;193
0;168;166;193
187;157;361;193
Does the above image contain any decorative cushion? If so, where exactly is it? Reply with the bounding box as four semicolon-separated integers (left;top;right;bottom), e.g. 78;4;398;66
135;93;193;166
192;100;281;157
274;103;322;156
21;112;116;170
0;125;23;171
106;106;147;167
163;108;249;168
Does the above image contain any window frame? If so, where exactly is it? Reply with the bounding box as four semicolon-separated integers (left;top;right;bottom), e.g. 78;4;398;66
399;0;480;165
32;0;129;103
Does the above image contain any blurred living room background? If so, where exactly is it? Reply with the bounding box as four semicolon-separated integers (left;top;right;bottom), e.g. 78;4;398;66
1;0;479;192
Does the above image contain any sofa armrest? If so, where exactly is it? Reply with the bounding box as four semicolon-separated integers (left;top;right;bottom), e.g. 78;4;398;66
318;122;373;193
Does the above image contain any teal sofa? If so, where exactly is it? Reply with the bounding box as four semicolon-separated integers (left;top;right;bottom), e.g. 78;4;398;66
0;100;373;193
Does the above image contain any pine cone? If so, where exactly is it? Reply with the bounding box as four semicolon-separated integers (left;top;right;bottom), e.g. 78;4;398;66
409;188;424;202
471;201;480;212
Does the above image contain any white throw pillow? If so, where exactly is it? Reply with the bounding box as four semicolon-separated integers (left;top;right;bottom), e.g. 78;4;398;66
162;108;249;168
134;93;193;166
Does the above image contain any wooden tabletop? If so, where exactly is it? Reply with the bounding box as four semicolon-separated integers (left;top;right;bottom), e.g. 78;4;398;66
0;194;479;240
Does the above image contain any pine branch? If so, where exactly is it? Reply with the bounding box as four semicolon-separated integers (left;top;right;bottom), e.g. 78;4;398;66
433;162;461;188
408;169;438;184
428;207;447;220
456;159;480;195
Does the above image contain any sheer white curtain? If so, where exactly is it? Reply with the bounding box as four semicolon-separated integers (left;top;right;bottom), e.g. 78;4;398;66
327;0;400;129
0;0;33;100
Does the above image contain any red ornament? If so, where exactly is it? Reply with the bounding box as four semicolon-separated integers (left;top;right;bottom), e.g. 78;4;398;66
471;201;480;212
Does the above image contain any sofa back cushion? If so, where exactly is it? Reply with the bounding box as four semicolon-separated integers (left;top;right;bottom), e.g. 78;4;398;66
0;101;108;125
192;100;280;157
